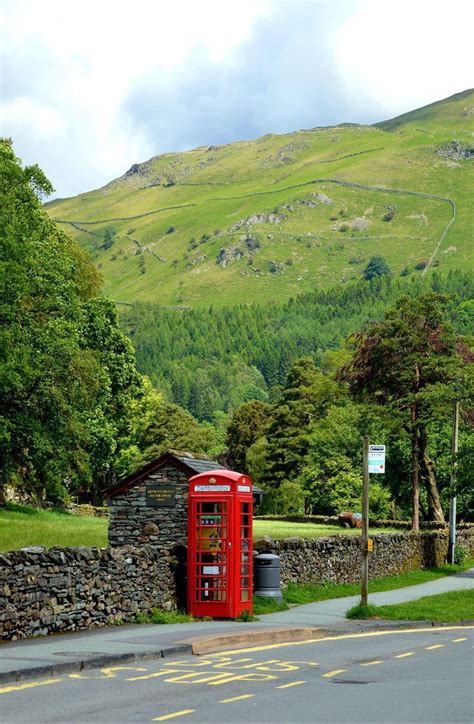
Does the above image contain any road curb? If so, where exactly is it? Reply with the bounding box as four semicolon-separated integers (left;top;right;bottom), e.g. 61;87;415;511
0;644;192;686
177;626;325;654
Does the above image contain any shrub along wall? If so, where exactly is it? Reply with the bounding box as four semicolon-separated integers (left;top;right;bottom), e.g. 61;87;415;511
254;529;474;586
0;545;181;641
1;529;472;641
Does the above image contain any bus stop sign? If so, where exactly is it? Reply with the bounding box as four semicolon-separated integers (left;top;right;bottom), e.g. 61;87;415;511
368;444;385;474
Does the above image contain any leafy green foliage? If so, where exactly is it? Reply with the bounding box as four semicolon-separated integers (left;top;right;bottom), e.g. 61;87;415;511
363;255;391;280
339;292;471;524
115;378;220;477
225;400;270;472
124;272;473;424
0;141;143;503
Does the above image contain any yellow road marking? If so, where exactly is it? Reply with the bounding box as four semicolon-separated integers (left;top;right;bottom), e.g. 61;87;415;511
452;637;467;642
426;644;444;650
212;626;474;655
208;672;277;686
275;680;306;689
360;660;383;666
219;694;255;703
0;678;62;695
153;710;195;721
394;652;415;658
70;665;147;680
163;673;204;683
128;670;183;681
323;669;347;678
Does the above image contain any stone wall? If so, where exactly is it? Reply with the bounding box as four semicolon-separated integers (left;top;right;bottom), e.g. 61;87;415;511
108;464;189;548
0;545;179;641
254;528;474;587
1;528;472;641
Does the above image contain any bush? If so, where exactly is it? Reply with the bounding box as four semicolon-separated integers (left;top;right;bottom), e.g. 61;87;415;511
166;226;176;234
415;260;429;270
275;480;306;514
363;255;391;280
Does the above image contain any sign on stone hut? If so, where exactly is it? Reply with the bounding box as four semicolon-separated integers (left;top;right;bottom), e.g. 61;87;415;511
105;450;243;549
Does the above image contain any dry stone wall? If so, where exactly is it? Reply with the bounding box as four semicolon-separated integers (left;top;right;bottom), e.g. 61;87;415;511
254;529;474;586
1;529;472;641
108;464;189;548
0;545;178;641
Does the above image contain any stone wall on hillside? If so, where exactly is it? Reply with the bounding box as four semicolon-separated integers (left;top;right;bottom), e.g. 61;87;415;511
0;544;180;641
254;529;474;586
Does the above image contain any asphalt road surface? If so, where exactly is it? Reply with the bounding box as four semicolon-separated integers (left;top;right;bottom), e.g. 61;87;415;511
1;626;472;723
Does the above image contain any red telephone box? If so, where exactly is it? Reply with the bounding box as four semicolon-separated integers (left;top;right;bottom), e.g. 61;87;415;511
187;470;253;619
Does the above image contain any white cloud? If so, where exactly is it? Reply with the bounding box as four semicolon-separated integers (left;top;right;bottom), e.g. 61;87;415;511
333;0;474;117
1;0;472;197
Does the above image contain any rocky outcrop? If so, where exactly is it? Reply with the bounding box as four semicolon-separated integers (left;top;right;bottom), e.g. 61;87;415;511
216;246;245;267
437;140;474;161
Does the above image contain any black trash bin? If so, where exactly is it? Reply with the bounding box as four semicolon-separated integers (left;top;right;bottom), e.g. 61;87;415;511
253;552;283;603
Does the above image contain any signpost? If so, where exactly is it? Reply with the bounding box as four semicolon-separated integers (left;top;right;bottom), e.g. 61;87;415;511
361;441;386;606
368;444;386;474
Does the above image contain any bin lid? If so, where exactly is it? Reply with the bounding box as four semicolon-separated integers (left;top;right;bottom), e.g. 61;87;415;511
254;552;280;562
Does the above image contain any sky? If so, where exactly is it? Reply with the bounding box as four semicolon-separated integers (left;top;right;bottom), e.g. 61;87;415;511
1;0;473;198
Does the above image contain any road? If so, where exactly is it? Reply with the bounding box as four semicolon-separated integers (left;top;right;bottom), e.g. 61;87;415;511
1;626;472;723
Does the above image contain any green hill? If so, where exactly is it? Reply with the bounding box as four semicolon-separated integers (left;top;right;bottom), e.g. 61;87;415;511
47;90;474;308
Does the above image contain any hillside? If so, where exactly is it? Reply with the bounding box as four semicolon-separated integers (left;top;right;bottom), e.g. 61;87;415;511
47;90;474;307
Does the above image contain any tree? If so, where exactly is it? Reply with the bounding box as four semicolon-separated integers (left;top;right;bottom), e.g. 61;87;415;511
101;226;117;250
263;357;343;488
226;400;270;472
363;255;391;281
115;378;217;477
0;140;142;504
338;293;465;529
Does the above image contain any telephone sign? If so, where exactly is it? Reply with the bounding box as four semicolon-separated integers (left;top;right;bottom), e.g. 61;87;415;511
368;444;385;474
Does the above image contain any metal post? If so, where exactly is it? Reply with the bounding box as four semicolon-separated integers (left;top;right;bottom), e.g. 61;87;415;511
361;436;369;606
448;401;459;564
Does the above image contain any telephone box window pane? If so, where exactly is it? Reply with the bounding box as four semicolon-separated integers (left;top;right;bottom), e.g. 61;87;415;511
241;590;250;602
241;502;250;514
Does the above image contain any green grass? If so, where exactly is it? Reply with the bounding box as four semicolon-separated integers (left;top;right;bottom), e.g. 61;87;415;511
346;603;380;619
46;90;474;308
0;504;397;552
0;503;107;551
135;609;193;624
347;589;474;622
252;561;474;614
253;520;397;539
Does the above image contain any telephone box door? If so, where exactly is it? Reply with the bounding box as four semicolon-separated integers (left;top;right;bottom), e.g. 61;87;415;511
188;497;233;617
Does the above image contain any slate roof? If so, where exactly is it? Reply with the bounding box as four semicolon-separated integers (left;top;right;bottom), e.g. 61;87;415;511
104;449;263;499
174;454;223;474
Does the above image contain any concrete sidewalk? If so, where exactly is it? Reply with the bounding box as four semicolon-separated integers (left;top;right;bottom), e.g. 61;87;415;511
259;567;474;627
1;568;472;685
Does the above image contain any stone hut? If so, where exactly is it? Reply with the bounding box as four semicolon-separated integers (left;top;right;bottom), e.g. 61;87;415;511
104;450;226;548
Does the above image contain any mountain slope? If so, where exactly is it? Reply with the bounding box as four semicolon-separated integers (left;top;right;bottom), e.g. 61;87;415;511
47;90;474;307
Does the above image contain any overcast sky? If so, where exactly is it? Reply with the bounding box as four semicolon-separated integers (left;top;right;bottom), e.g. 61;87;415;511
1;0;473;198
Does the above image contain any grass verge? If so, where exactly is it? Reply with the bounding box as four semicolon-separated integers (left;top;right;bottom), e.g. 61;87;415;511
253;560;473;614
135;609;194;624
347;589;474;622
